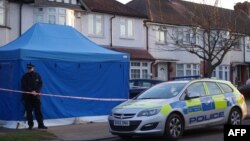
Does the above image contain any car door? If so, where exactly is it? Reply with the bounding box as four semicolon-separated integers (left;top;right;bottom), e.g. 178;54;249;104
204;81;227;124
184;82;208;127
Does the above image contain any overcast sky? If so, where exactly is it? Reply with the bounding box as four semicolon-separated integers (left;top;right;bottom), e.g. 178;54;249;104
117;0;250;10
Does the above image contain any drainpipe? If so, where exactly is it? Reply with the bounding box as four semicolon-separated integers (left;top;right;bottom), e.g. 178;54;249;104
110;15;115;47
143;21;149;51
19;3;23;36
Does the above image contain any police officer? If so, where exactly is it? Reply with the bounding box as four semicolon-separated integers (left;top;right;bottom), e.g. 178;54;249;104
21;63;47;130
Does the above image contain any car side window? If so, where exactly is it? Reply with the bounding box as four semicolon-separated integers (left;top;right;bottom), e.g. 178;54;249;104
142;82;152;88
206;82;222;95
218;83;233;93
187;82;206;97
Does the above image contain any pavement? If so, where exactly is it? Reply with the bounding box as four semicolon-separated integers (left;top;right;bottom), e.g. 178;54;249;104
1;101;250;141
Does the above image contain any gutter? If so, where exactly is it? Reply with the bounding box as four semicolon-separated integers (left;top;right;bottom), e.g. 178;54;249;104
110;15;115;47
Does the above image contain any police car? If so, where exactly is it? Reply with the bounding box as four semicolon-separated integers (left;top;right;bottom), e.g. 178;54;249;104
108;79;248;140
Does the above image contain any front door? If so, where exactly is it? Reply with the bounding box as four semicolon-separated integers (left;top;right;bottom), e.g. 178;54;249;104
158;64;168;81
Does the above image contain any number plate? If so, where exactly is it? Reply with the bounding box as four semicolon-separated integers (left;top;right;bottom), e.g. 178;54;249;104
114;120;130;126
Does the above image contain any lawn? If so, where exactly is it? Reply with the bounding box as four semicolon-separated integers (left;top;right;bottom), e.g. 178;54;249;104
0;129;57;141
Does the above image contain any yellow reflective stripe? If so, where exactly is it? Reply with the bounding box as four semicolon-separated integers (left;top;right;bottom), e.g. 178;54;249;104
186;98;201;107
236;95;244;105
161;104;172;115
211;95;227;109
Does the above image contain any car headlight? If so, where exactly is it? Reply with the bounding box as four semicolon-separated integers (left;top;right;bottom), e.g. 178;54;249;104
137;108;161;117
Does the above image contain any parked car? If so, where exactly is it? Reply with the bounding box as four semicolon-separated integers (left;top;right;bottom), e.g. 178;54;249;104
129;79;164;99
109;79;247;140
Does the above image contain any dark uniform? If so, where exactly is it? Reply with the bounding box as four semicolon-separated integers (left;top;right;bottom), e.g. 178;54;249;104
21;64;47;129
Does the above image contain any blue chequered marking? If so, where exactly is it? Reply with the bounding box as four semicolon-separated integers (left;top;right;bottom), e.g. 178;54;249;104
200;97;215;111
170;101;188;114
188;105;202;113
224;93;237;106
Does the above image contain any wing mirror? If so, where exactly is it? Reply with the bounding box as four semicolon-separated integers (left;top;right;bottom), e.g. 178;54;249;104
185;91;200;100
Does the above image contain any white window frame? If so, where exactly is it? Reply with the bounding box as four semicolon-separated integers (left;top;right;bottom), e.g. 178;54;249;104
130;61;150;79
176;64;200;77
246;36;250;50
156;30;166;44
88;14;104;37
34;7;67;25
176;28;183;44
0;0;6;26
212;65;230;81
120;18;134;39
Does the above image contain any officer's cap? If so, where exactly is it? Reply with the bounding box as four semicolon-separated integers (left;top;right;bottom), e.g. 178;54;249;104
27;63;35;69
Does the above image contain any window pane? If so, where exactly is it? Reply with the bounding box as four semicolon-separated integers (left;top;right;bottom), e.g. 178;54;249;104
59;16;66;25
95;15;103;35
193;70;197;75
177;64;184;69
0;1;4;26
187;82;205;97
218;83;233;93
186;64;191;69
88;14;94;35
48;8;56;13
59;9;66;14
142;63;148;67
64;0;70;3
131;69;140;79
71;0;77;4
127;20;133;37
219;70;223;79
131;62;140;66
48;15;56;24
206;82;222;95
160;31;165;42
142;69;148;79
120;24;126;37
186;70;191;76
35;15;44;23
0;9;4;25
177;70;184;77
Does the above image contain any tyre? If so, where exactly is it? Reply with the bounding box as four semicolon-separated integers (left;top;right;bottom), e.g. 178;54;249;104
164;113;184;141
227;108;242;125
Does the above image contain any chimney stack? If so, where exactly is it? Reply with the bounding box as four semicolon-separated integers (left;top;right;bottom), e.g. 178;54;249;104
234;1;250;16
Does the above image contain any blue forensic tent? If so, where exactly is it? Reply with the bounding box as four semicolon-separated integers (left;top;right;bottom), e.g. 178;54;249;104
0;23;129;128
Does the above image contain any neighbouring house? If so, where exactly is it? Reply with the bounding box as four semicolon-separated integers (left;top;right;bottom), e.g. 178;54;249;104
127;0;250;85
0;0;155;80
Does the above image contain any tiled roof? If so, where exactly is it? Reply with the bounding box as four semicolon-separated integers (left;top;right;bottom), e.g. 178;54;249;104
108;47;155;61
127;0;250;34
82;0;147;18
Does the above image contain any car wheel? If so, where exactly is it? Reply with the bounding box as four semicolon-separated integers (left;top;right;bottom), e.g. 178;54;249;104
227;108;242;125
164;113;184;141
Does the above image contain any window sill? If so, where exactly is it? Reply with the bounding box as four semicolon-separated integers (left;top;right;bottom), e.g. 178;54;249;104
155;42;167;45
0;25;11;29
87;34;104;38
119;37;134;40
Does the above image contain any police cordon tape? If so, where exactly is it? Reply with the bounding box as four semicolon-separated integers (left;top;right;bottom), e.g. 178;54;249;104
0;88;128;102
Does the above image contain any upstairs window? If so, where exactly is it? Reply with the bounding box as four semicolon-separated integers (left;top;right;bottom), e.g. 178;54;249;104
246;37;250;49
0;0;5;25
120;18;134;39
88;14;104;37
34;7;68;25
156;30;166;44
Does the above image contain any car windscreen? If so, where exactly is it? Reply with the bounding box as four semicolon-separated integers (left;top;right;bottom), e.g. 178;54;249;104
136;82;187;99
